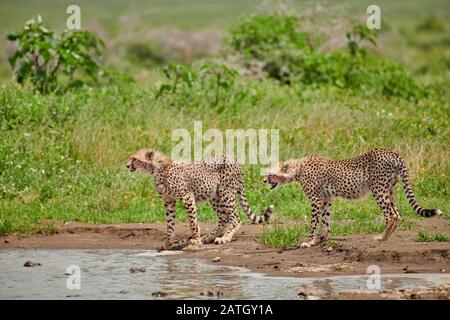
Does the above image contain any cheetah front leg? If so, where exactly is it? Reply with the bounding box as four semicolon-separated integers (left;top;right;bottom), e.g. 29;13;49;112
214;193;241;244
160;198;176;250
182;194;202;245
300;197;324;248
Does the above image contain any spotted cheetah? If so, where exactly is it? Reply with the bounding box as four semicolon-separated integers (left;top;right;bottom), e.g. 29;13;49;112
263;148;441;248
127;149;273;249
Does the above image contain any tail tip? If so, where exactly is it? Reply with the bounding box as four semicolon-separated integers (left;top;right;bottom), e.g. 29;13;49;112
435;209;442;216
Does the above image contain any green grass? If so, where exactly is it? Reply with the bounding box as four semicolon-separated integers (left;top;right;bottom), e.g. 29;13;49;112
1;79;448;235
416;231;449;242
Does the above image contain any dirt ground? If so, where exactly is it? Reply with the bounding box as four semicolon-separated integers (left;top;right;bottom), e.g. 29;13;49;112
1;217;449;280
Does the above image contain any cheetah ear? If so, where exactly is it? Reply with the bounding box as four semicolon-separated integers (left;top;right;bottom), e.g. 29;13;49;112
145;150;154;161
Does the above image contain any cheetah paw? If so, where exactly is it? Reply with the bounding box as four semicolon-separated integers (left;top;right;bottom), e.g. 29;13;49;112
300;242;313;248
189;238;202;245
201;235;216;244
214;237;231;244
373;234;384;241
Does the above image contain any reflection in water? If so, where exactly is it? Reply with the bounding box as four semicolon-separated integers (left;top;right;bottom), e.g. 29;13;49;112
0;249;448;300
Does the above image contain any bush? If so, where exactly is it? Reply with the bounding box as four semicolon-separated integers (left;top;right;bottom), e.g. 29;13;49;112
156;62;241;110
7;15;105;94
228;14;425;99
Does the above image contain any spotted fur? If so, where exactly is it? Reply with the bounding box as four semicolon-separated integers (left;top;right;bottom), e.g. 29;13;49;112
263;148;441;248
127;149;273;249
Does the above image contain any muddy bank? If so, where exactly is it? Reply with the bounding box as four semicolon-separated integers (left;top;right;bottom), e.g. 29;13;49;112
1;218;449;278
329;281;450;300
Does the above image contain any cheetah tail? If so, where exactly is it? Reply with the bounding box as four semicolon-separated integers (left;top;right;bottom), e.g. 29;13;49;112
237;188;273;224
399;159;442;218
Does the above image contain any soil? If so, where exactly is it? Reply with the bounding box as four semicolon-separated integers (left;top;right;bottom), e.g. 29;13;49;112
1;218;449;281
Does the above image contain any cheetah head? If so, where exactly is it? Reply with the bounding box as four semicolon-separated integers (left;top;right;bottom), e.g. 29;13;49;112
126;149;166;174
263;161;295;189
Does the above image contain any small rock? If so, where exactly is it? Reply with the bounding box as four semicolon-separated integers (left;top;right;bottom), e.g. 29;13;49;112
130;264;146;273
24;260;41;267
327;247;333;253
214;291;224;297
441;269;445;272
297;285;321;299
151;291;168;297
200;290;223;297
4;239;10;243
119;290;128;294
212;257;220;263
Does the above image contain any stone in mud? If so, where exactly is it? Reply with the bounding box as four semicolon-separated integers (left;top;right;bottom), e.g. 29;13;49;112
212;256;221;263
4;239;10;243
152;291;168;297
23;260;41;267
297;285;321;299
200;290;224;297
327;247;333;253
130;264;146;273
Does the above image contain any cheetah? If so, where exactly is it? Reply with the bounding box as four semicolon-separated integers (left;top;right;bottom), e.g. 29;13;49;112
127;149;273;249
263;148;441;248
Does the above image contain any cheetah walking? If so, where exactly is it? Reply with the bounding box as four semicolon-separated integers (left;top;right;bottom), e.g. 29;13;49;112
127;149;273;249
263;148;441;248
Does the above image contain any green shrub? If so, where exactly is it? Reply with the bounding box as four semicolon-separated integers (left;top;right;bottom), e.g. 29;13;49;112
126;41;166;67
416;14;446;32
229;14;312;59
156;62;242;110
228;14;425;99
7;15;104;94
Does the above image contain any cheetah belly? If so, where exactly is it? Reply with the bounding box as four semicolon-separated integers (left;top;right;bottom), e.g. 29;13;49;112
190;178;219;202
335;181;370;200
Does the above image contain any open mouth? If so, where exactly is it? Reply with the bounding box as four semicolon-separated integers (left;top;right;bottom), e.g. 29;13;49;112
129;167;136;172
269;182;278;190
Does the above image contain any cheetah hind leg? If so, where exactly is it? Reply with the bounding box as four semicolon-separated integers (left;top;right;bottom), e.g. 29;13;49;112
214;198;240;244
202;201;228;244
373;188;400;241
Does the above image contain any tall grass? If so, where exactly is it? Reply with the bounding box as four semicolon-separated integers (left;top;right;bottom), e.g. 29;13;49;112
0;77;448;234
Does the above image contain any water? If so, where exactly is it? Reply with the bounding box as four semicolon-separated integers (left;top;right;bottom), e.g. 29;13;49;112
0;249;448;299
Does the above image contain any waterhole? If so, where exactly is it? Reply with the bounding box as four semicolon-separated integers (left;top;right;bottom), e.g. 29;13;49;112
0;249;448;299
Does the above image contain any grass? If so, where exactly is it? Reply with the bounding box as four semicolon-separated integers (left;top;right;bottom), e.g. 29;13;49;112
416;231;449;242
0;2;449;245
1;79;448;236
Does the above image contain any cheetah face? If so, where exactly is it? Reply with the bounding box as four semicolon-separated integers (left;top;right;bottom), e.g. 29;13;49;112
126;149;155;173
263;162;291;189
126;158;137;172
263;174;288;189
